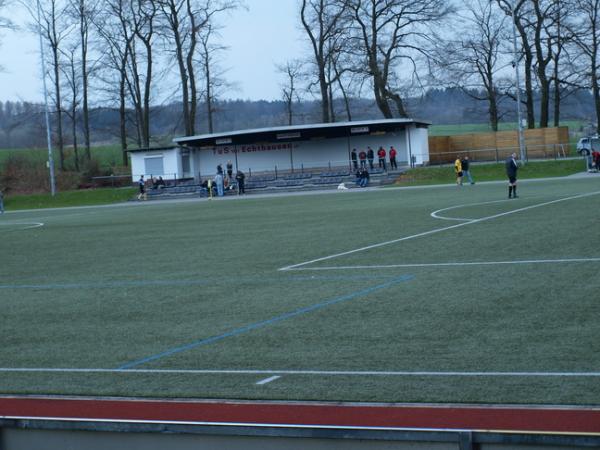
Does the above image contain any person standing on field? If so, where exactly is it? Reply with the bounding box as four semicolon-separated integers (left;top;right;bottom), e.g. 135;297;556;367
506;152;519;198
137;175;147;200
454;156;463;186
461;156;475;184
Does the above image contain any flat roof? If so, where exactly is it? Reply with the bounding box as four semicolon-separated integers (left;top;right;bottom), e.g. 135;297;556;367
173;118;430;148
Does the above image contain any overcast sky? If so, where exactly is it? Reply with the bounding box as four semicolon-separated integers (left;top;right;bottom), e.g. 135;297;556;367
0;1;305;102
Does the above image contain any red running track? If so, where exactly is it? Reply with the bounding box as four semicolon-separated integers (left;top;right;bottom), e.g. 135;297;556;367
1;397;599;434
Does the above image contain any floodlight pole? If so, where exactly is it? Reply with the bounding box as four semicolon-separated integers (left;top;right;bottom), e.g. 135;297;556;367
36;0;57;196
510;1;527;164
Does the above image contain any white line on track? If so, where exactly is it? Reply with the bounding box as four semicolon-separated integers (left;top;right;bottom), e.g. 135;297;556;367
0;368;599;377
279;190;600;271
256;375;281;385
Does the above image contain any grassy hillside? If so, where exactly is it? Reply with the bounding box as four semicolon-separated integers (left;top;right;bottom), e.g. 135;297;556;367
396;158;587;186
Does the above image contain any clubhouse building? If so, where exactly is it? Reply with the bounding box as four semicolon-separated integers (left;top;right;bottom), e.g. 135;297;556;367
128;118;430;181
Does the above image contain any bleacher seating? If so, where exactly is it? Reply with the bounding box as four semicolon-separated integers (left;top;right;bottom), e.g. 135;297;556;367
320;170;350;177
245;180;268;189
313;176;344;185
283;172;312;180
247;174;276;182
141;166;403;200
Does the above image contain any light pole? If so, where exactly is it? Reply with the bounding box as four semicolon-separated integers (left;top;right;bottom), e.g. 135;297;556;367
35;0;56;196
510;1;527;163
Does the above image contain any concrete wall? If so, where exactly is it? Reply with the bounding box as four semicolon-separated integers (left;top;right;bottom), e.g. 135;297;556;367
1;420;593;450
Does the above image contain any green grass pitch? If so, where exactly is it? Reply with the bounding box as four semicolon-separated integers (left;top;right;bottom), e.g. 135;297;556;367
1;177;599;405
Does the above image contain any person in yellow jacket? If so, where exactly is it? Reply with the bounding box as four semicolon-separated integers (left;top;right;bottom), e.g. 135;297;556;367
454;156;463;186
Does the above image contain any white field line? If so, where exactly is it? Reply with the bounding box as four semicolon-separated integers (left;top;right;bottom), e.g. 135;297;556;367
284;258;600;271
256;375;281;385
430;199;511;221
1;368;600;377
0;222;44;230
279;191;600;272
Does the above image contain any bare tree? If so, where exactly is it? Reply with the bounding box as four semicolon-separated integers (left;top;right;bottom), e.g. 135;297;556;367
530;0;563;128
277;60;303;125
94;0;135;165
0;0;15;72
570;0;600;133
61;45;81;171
128;0;158;147
496;0;537;128
432;0;508;130
548;0;577;126
300;0;348;123
158;0;240;136
347;0;453;119
67;0;98;160
35;0;74;170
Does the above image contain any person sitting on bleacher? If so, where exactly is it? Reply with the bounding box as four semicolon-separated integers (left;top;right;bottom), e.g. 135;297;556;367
355;167;369;187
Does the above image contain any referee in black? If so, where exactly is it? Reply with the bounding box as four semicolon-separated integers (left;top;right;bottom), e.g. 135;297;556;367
506;152;519;199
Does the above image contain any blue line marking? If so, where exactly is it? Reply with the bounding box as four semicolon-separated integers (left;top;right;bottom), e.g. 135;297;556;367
117;275;414;370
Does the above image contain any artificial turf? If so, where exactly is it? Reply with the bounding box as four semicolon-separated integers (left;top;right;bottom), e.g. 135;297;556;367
1;176;599;404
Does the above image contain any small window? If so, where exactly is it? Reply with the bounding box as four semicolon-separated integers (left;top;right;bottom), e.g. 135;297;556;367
144;156;164;176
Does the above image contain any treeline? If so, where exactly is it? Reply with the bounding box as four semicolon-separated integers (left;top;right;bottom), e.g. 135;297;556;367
2;0;600;171
0;88;595;151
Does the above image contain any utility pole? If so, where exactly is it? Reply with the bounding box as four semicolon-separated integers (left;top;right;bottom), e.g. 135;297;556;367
510;1;527;164
36;0;57;196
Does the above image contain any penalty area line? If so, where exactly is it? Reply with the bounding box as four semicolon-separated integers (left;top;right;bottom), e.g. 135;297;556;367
285;257;600;271
1;368;600;377
279;190;600;272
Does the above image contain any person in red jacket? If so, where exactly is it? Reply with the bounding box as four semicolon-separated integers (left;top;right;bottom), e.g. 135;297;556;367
358;149;367;168
593;150;600;172
389;146;397;169
377;146;387;170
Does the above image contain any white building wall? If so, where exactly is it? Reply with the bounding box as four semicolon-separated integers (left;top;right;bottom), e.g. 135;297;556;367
192;131;419;177
409;126;430;165
130;125;430;180
129;148;180;181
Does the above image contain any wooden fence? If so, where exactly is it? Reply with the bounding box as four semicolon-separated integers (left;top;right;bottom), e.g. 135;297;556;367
428;127;569;164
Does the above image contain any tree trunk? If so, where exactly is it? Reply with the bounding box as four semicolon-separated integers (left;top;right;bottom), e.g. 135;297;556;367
51;46;65;171
79;0;91;160
119;62;128;166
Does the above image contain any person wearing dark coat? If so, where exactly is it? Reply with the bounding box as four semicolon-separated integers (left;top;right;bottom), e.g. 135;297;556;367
461;156;475;184
367;147;375;170
235;170;246;194
351;148;358;170
506;152;519;198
